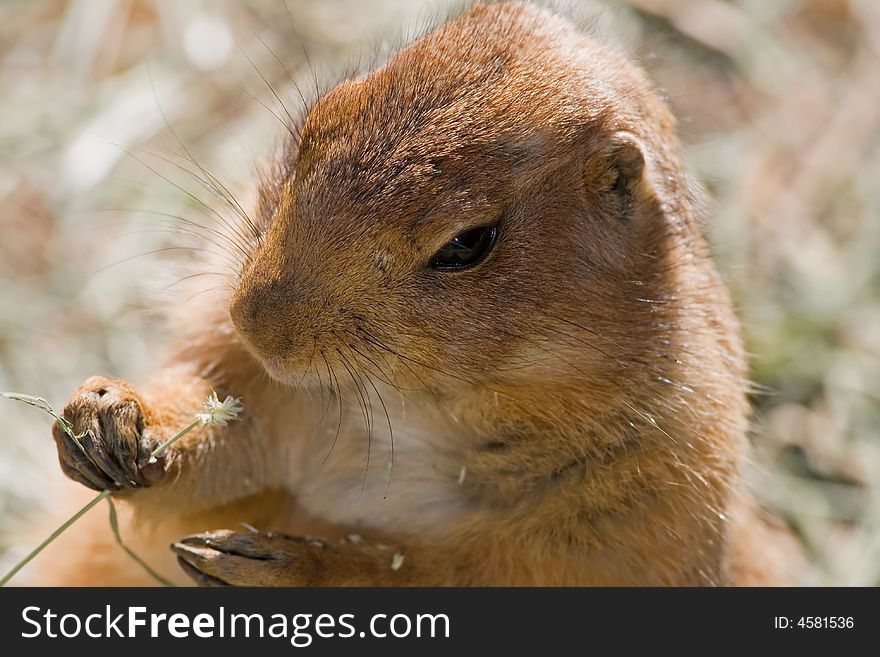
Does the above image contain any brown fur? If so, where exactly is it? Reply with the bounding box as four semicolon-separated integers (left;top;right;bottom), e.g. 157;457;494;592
28;2;798;586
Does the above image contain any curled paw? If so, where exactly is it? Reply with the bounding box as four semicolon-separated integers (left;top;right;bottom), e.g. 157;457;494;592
171;530;331;587
52;376;165;491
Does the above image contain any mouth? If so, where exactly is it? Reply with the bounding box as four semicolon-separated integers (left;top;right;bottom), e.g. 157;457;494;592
259;355;325;389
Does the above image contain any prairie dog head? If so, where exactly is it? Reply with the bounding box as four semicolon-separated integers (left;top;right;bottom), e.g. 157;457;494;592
229;2;698;397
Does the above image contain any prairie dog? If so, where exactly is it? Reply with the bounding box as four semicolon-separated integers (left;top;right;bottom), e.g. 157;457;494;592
33;1;797;586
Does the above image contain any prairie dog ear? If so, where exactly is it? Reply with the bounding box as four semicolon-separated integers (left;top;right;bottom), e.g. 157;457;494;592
586;131;650;218
608;131;646;194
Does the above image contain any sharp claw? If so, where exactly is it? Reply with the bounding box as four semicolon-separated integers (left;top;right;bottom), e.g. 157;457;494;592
172;542;240;587
69;454;114;491
171;541;214;558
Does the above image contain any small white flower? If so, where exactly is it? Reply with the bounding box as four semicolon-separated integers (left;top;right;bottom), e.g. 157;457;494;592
391;552;405;571
196;391;243;427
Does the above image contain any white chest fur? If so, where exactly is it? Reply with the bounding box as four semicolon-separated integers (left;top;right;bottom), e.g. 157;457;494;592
286;384;475;537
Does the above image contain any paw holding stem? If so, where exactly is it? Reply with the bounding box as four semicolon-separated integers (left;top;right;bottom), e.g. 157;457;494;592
49;380;243;492
50;377;160;491
0;389;242;587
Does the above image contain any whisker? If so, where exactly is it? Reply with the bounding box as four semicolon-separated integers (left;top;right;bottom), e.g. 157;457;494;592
235;83;298;141
146;66;262;244
182;283;235;304
362;370;395;499
237;43;298;140
108;143;256;255
108;144;253;262
160;270;230;295
319;351;345;465
281;0;322;101
92;246;214;274
336;348;374;492
254;33;311;117
104;207;252;258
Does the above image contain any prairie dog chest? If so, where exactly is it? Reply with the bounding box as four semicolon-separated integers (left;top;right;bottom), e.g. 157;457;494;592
289;387;477;536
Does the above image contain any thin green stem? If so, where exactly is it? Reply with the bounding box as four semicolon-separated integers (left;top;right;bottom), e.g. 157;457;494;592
0;490;111;586
150;417;201;459
0;410;206;587
106;497;174;587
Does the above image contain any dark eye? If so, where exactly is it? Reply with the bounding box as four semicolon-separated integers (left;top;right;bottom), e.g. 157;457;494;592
429;225;499;271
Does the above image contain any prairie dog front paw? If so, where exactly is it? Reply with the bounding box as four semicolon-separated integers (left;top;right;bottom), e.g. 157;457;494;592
52;376;165;491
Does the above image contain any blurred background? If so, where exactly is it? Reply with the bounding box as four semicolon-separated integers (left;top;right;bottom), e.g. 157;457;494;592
0;0;878;585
